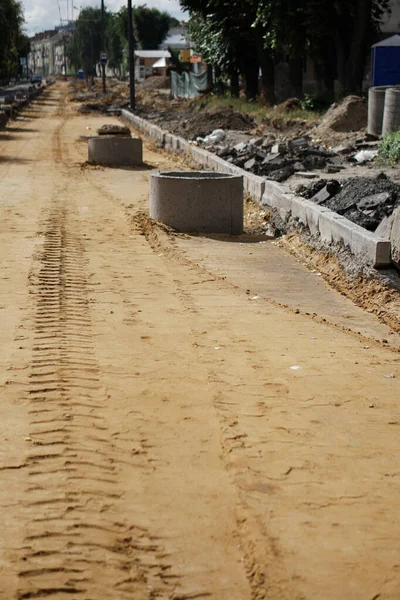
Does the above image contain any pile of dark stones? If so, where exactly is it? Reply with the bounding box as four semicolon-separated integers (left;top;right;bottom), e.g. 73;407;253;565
215;136;348;182
298;173;400;231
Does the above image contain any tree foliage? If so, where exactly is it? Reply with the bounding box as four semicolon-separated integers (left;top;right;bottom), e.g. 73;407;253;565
181;0;392;101
67;7;105;79
116;5;171;50
133;5;170;50
106;14;124;73
0;0;25;80
68;4;172;76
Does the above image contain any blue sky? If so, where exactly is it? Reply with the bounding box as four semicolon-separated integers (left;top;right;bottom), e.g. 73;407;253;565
23;0;187;36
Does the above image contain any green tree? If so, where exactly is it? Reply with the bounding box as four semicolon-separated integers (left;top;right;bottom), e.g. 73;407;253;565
16;33;30;78
182;0;273;102
187;12;251;98
181;0;392;102
106;13;124;75
0;0;25;81
67;7;105;82
116;5;171;50
303;0;391;95
133;5;170;49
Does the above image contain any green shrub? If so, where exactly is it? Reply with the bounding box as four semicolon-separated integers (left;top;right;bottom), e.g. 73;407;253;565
378;130;400;165
300;94;329;112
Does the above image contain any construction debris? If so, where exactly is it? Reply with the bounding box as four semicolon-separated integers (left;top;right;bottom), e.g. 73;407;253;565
298;173;400;232
198;134;348;182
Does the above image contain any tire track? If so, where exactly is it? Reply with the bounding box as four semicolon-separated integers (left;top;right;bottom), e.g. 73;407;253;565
15;93;177;600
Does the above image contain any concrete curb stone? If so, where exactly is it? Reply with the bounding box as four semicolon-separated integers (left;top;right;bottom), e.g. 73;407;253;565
390;207;400;267
291;196;314;227
318;211;354;247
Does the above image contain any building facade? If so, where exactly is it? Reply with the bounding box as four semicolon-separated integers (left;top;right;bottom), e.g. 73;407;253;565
28;28;72;77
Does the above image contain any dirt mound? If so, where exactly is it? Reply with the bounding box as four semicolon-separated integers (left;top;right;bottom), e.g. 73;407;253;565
78;102;110;114
139;76;170;91
314;95;367;133
174;105;254;140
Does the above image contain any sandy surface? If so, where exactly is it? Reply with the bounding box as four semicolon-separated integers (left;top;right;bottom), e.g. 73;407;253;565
0;82;399;600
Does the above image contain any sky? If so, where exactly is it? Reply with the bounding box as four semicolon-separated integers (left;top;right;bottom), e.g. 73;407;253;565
23;0;187;36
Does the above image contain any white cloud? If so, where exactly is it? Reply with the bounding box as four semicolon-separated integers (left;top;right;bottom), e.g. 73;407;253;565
23;0;187;36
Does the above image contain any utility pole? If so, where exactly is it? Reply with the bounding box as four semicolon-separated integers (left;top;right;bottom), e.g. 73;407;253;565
127;0;135;109
100;0;106;93
26;39;29;79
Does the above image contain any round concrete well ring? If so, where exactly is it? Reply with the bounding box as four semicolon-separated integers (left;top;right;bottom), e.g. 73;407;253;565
149;171;243;234
88;136;143;167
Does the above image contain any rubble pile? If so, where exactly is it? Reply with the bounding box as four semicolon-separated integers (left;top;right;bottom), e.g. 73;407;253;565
298;173;400;231
212;136;345;182
195;130;381;183
203;134;347;183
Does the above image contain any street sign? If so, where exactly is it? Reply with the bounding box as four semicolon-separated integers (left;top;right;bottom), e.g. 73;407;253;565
100;52;108;65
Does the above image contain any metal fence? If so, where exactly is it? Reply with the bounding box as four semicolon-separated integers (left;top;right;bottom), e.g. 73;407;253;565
170;71;208;98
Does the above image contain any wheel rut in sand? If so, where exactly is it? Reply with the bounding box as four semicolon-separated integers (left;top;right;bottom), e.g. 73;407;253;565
16;198;176;598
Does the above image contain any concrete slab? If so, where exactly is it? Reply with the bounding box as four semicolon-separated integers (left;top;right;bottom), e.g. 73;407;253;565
206;153;234;174
147;123;165;145
174;234;400;347
189;145;209;167
306;204;331;237
242;172;266;203
261;182;293;218
318;211;354;247
120;109;146;133
164;132;174;150
351;226;391;268
170;134;181;152
291;196;315;227
177;137;191;153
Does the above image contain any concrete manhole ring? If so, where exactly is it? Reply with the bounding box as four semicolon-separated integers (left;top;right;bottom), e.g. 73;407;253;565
88;136;143;166
149;171;243;234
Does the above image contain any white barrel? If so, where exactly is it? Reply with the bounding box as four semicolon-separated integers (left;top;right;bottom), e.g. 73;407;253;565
150;171;243;234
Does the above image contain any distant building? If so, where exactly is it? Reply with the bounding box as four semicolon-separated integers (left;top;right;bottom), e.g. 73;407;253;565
28;28;72;77
134;50;171;81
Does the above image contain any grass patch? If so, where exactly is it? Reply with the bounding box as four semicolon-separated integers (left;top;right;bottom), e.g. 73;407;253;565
379;130;400;165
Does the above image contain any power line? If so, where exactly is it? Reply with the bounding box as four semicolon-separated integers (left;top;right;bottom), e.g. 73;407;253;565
57;0;63;26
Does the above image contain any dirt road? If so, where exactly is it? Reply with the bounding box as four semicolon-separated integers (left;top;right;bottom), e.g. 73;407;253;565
0;83;399;600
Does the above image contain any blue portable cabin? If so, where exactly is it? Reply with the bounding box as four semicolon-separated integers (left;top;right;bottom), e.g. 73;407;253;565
371;35;400;87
